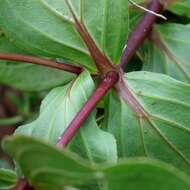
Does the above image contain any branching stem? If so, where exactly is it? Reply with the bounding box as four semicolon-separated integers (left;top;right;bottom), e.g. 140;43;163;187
1;1;166;189
57;71;119;148
57;0;164;149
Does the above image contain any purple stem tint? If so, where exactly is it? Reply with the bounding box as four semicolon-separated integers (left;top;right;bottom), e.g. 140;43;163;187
120;0;163;69
57;0;164;149
57;71;119;148
0;53;83;74
12;178;33;190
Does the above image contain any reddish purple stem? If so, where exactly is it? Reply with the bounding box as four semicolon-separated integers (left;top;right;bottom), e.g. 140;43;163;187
120;0;163;69
3;1;165;189
57;71;119;148
57;0;164;148
0;53;83;74
12;178;33;190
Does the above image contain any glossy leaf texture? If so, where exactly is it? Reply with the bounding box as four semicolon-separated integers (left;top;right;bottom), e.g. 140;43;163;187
104;71;190;174
15;71;117;164
2;135;96;190
143;24;190;83
0;36;75;91
169;0;190;18
0;0;129;70
0;168;17;190
3;135;190;190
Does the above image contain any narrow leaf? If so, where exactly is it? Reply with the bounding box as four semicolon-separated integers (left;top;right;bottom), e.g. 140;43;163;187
0;168;17;190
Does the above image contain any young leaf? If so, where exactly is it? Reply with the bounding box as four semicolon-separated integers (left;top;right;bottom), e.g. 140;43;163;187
2;135;96;189
16;71;117;164
101;159;190;190
104;71;190;174
0;168;17;190
0;36;75;91
143;24;190;83
0;0;129;69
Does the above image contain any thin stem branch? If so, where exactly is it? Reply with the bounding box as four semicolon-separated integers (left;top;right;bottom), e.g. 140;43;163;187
0;53;83;74
120;0;164;69
57;71;119;148
65;0;116;75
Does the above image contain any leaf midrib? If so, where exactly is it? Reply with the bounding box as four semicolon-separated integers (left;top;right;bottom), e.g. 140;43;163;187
126;86;190;166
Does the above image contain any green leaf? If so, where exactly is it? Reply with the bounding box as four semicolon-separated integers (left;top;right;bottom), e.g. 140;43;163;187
2;135;96;189
169;0;190;18
0;0;129;69
16;71;117;164
104;71;190;174
101;159;190;190
3;136;190;190
0;168;17;190
0;116;23;126
143;24;190;83
0;36;75;91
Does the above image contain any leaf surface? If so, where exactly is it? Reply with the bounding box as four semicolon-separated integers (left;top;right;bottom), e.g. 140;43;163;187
104;71;190;174
143;24;190;83
16;71;117;164
0;168;17;190
0;36;75;91
2;136;96;189
102;159;190;190
3;136;190;190
169;0;190;18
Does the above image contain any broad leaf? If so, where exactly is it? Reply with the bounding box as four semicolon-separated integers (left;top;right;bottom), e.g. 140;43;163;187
16;71;117;164
0;36;75;91
0;168;17;190
2;135;96;190
169;0;190;18
104;71;190;174
101;159;190;190
3;136;190;190
143;24;190;83
0;0;129;70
